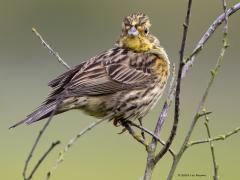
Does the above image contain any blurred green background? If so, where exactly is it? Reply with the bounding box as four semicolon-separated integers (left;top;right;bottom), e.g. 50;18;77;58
1;0;240;179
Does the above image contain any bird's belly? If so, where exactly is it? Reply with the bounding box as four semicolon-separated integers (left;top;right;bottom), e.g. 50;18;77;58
77;83;166;121
79;96;109;118
115;84;165;120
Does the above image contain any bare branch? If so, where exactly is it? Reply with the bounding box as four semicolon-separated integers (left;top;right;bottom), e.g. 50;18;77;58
27;141;60;180
181;2;240;77
143;64;176;180
32;27;71;69
121;121;148;148
128;121;175;157
31;28;108;179
205;2;228;179
46;118;106;180
154;64;176;138
23;100;61;180
21;28;73;180
155;0;193;163
23;2;240;179
202;110;219;180
167;1;231;179
143;1;193;179
188;127;240;147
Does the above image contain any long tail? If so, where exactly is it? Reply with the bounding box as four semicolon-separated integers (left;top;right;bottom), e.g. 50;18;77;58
9;101;61;129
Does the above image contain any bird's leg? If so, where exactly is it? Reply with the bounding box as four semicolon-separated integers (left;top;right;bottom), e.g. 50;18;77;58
121;120;148;148
113;118;120;127
138;117;145;140
113;118;127;134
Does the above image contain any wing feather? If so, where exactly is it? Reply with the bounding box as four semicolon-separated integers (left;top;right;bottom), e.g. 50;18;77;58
46;47;153;99
65;63;151;96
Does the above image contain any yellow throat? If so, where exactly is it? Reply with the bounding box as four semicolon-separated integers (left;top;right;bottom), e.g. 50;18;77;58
120;36;154;52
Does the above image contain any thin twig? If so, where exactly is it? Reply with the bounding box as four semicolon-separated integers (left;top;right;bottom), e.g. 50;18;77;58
205;2;228;180
166;2;230;179
154;64;176;138
143;1;193;179
32;27;71;69
181;2;240;77
23;28;70;180
23;99;61;180
26;4;240;178
46;118;106;180
188;127;240;147
128;121;175;157
155;0;193;163
27;141;61;180
143;64;176;180
122;121;148;148
202;109;219;180
31;28;107;179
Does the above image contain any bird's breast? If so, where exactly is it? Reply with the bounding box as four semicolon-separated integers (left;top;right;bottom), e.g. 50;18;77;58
151;57;170;85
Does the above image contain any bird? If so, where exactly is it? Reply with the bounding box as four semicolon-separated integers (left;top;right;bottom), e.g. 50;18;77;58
10;13;170;129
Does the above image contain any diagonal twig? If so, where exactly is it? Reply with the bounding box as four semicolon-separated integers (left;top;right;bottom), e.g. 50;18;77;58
30;28;108;180
23;28;71;180
154;64;176;139
32;27;71;69
46;118;106;180
181;2;240;77
143;64;176;180
23;99;62;180
128;121;175;157
122;121;148;148
27;141;60;180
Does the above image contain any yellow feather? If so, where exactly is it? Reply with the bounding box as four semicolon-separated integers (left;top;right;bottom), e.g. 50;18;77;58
120;36;153;52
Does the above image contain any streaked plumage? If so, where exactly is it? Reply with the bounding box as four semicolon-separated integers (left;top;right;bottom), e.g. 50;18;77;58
10;13;170;128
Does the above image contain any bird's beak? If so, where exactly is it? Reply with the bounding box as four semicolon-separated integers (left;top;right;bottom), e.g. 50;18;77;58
128;26;139;37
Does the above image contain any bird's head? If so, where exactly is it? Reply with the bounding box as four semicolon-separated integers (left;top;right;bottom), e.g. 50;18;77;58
117;13;160;52
122;13;151;38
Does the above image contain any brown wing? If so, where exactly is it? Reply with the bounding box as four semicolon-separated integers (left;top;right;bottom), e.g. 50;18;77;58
48;63;85;88
66;63;151;96
46;47;153;101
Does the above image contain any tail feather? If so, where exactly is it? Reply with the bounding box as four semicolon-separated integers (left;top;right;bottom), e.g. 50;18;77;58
9;101;59;129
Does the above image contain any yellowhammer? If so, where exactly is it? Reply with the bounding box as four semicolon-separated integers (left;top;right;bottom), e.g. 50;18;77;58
10;13;170;128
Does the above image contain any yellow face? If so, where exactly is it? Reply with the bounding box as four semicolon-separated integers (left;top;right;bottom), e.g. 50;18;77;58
117;13;159;52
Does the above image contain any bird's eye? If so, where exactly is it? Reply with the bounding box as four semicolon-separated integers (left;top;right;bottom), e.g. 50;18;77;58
144;28;149;35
